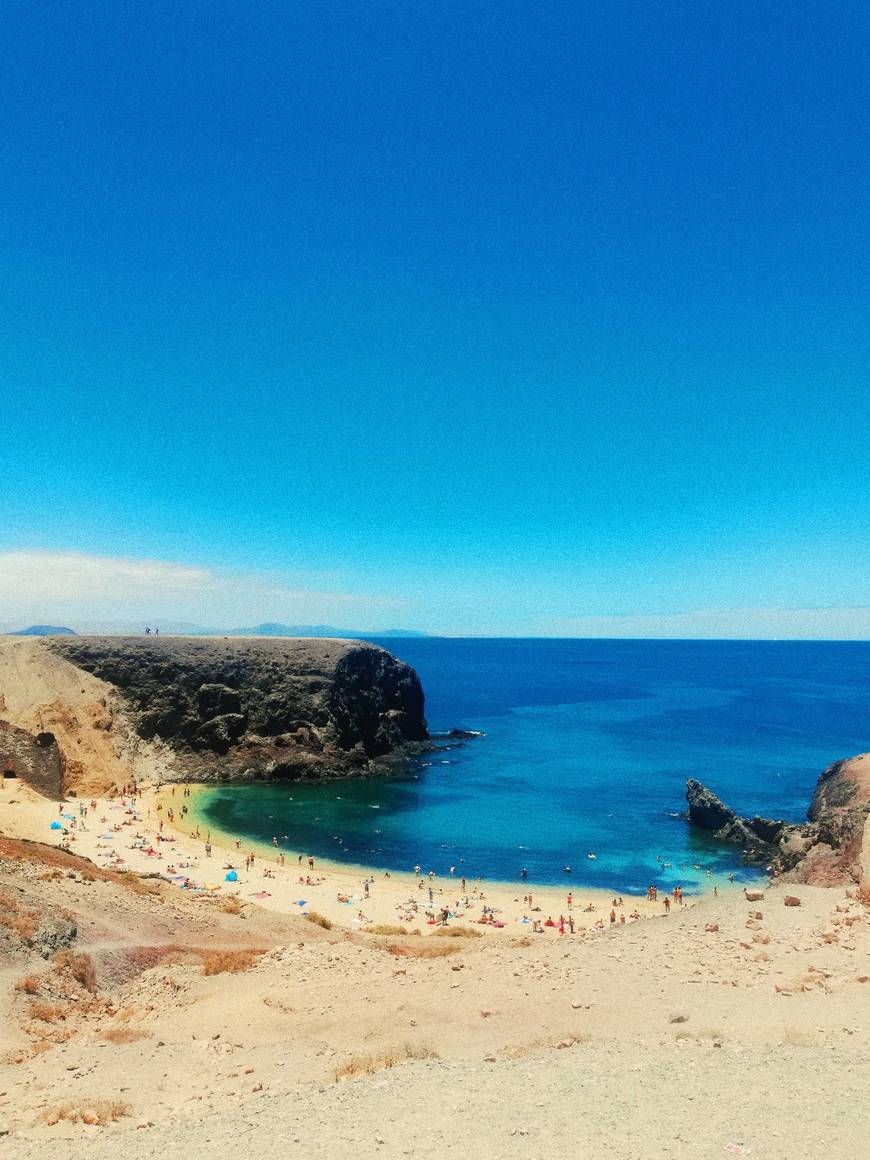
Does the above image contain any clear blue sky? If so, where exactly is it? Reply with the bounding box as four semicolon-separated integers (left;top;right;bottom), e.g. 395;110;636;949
2;3;869;635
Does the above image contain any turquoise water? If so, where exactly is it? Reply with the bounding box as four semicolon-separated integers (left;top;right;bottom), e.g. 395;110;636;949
196;638;870;893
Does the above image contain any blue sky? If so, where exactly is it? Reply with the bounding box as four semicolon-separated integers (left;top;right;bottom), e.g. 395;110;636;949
2;3;869;636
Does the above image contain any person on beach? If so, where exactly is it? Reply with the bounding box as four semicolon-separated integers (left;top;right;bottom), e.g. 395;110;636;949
567;892;573;910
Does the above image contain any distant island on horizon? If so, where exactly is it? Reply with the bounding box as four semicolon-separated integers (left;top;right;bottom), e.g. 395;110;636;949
3;622;430;639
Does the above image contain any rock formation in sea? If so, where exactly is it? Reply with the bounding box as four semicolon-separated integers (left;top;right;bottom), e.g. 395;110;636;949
47;635;428;783
686;753;870;886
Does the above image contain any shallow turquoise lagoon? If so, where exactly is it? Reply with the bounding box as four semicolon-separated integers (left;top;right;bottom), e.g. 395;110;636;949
196;638;870;893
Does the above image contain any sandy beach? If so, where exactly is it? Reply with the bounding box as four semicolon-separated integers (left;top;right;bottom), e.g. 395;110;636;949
3;777;685;936
2;769;869;1159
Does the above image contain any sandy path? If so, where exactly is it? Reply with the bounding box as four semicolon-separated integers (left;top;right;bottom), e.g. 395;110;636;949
2;859;868;1159
10;1041;869;1160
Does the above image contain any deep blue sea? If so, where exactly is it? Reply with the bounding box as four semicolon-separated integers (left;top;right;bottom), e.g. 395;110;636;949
195;638;870;894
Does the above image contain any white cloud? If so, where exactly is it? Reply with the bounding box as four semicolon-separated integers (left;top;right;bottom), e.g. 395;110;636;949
0;551;400;631
540;606;870;640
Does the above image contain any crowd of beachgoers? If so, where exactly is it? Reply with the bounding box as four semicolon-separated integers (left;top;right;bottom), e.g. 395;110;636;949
35;782;741;934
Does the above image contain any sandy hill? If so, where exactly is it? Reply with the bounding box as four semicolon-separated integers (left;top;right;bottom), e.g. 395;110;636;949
0;831;868;1158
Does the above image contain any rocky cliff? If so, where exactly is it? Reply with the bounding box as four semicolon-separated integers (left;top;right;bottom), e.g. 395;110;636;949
47;636;428;783
687;753;870;887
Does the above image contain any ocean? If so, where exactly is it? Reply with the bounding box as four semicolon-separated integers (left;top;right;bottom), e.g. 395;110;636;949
194;638;870;894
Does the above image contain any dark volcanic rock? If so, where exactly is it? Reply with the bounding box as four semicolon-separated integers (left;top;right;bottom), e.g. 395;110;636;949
687;755;870;887
32;913;77;959
48;636;428;783
197;683;242;719
685;778;793;855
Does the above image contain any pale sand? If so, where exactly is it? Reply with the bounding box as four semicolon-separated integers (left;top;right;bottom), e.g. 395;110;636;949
2;776;869;1159
1;777;709;936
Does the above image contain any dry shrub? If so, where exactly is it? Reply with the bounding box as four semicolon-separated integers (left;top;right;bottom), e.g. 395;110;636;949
28;1000;66;1023
53;950;97;993
512;936;532;948
500;1032;591;1059
114;943;263;979
365;923;411;936
15;975;41;995
118;872;154;897
102;1026;152;1044
0;888;41;942
38;869;63;882
42;1100;130;1127
201;948;264;975
385;940;460;959
332;1044;438;1082
432;925;483;939
305;911;332;929
115;945;175;979
3;1038;53;1064
220;896;243;915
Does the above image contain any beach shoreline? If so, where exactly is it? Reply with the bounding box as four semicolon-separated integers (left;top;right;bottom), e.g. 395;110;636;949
0;776;748;937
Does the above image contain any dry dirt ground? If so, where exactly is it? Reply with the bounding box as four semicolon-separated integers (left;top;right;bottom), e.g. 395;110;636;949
1;837;869;1160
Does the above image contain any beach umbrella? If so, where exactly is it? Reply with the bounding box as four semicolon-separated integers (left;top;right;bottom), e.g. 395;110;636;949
224;870;238;882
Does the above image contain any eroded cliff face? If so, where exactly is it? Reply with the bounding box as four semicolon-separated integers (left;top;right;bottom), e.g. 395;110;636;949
687;752;870;887
48;636;427;782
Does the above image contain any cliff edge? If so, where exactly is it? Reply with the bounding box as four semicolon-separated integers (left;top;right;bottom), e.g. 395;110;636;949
687;752;870;887
46;635;428;783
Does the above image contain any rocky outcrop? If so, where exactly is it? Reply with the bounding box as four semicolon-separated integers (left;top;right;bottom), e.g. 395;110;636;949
686;753;870;887
48;636;428;783
685;779;801;854
0;720;63;798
